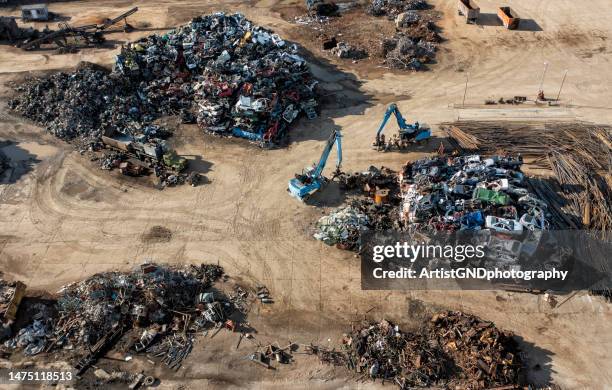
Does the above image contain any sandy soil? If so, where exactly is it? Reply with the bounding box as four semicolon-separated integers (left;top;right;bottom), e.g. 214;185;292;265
1;0;612;388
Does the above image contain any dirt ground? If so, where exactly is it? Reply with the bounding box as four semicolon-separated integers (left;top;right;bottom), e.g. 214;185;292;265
1;0;612;388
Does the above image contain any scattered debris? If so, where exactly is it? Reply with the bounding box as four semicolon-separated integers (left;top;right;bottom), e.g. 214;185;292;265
291;0;440;70
256;286;274;304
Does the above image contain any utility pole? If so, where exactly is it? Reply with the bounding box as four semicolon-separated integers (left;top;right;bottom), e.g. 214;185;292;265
556;69;568;101
462;73;469;107
537;61;548;100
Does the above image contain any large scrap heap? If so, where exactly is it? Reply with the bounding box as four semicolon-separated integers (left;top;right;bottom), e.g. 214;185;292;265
115;12;318;144
10;13;317;148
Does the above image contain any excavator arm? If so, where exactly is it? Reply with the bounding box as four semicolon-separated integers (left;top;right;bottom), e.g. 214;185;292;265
313;129;342;178
375;103;410;141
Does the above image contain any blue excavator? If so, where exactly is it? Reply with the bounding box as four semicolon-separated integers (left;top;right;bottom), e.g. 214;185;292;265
288;129;342;201
372;103;431;151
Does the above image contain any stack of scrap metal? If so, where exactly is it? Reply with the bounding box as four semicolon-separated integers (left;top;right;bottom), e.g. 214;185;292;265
2;263;247;375
398;154;547;234
116;12;318;145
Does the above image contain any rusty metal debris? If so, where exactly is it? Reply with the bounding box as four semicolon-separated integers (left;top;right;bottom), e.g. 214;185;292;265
311;312;524;389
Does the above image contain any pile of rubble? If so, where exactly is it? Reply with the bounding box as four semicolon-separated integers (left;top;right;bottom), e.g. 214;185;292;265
9;13;317;149
314;206;369;249
311;311;524;389
399;154;549;234
367;0;428;17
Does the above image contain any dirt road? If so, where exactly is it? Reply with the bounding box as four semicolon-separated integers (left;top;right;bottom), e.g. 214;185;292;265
1;0;611;388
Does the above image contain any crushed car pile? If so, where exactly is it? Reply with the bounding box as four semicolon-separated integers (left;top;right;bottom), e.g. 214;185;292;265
310;311;525;389
315;154;552;251
399;154;548;233
116;12;318;143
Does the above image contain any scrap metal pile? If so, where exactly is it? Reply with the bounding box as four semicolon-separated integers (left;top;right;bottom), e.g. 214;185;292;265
295;0;440;69
311;311;524;389
315;154;553;252
368;0;440;70
9;65;132;142
9;13;317;148
116;12;318;144
399;154;549;234
314;166;402;249
2;263;241;372
445;121;612;234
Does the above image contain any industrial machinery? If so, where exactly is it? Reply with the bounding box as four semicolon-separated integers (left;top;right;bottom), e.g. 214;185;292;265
288;129;342;201
18;7;138;51
372;103;431;152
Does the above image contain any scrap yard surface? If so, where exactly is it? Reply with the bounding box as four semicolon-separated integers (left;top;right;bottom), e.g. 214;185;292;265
0;0;611;389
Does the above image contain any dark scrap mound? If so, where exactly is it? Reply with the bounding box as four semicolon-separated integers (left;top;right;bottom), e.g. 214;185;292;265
311;311;525;389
